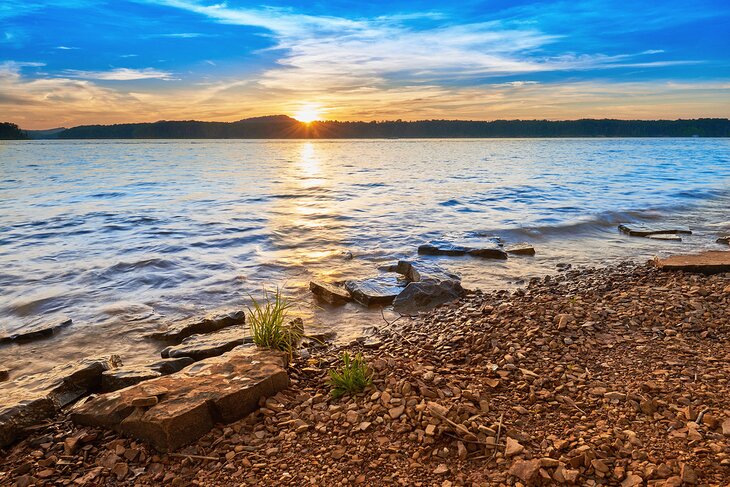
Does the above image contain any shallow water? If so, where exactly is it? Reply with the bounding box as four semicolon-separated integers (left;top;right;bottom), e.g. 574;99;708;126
1;138;729;376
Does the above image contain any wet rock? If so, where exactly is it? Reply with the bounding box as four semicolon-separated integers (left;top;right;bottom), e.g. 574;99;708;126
0;317;72;345
467;246;509;259
655;251;730;274
0;369;9;382
393;280;464;314
161;326;251;361
345;275;406;306
71;347;288;451
0;356;120;447
148;310;245;342
395;260;459;283
618;223;692;237
505;243;536;256
309;281;352;305
392;260;465;312
647;234;683;241
101;358;194;392
102;367;161;392
418;241;471;256
717;236;730;245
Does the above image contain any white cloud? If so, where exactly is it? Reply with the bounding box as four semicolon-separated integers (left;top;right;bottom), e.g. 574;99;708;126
63;67;175;80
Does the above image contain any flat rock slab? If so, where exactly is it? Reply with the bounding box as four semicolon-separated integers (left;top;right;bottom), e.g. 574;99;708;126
101;358;194;392
418;240;508;259
0;356;120;447
0;317;72;345
148;310;245;342
71;347;288;451
618;224;692;237
655;251;730;274
161;327;251;361
395;260;460;283
309;281;351;305
505;243;536;256
345;275;406;306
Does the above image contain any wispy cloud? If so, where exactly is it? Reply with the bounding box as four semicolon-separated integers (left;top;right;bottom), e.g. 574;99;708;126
55;45;79;50
63;67;175;80
147;32;213;38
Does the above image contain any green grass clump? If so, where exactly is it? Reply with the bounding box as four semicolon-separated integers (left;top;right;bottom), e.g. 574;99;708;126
328;352;372;399
247;287;301;354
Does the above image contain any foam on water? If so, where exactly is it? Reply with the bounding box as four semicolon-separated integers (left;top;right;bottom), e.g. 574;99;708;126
1;138;729;375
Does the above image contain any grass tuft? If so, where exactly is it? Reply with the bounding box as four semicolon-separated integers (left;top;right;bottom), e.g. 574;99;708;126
328;352;372;399
247;287;301;354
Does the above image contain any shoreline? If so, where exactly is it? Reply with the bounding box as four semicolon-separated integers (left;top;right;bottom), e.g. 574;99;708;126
2;260;729;485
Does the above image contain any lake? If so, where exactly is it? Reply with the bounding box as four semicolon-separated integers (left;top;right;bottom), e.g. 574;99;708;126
1;138;729;375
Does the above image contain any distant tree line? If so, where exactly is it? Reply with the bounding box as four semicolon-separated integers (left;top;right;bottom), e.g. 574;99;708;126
36;116;730;139
0;122;28;140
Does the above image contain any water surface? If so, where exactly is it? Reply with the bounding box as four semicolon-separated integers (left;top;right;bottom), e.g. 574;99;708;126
1;139;729;376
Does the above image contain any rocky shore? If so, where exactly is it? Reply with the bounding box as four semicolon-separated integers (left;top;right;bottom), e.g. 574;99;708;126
1;261;729;486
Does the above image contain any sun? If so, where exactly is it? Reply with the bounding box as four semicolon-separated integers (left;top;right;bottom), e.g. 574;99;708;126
293;104;321;124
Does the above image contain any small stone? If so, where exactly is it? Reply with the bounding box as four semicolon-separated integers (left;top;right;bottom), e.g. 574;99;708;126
111;462;129;480
345;410;359;424
505;437;524;457
680;464;697;485
433;464;449;475
509;459;540;483
621;474;643;487
388;405;405;419
331;448;346;460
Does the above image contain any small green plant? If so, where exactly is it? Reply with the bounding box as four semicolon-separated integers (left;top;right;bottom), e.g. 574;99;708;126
328;352;372;399
247;287;301;354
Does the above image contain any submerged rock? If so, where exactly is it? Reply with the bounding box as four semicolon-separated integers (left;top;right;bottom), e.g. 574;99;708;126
309;281;351;305
345;275;406;306
418;241;471;256
162;326;251;361
148;310;245;342
71;347;289;451
654;251;730;274
647;234;683;241
505;243;536;256
618;223;692;237
717;236;730;245
0;317;72;345
468;247;509;259
101;358;194;392
0;356;120;447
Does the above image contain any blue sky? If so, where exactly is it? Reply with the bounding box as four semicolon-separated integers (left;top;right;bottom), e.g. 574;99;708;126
1;0;729;128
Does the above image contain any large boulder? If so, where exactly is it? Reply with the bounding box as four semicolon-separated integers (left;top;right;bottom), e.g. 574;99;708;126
345;275;406;306
101;358;194;392
654;251;730;274
393;280;464;314
392;260;465;313
161;327;250;361
309;281;351;305
0;317;72;345
148;310;245;342
0;356;120;447
71;347;288;451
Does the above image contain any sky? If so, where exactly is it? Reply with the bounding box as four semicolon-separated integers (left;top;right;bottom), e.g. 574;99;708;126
1;0;729;129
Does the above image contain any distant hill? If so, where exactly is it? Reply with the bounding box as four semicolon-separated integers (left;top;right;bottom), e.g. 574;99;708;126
28;116;730;139
26;127;67;140
0;122;28;140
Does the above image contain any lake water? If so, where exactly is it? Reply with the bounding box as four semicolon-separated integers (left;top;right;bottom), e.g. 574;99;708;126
1;139;729;376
